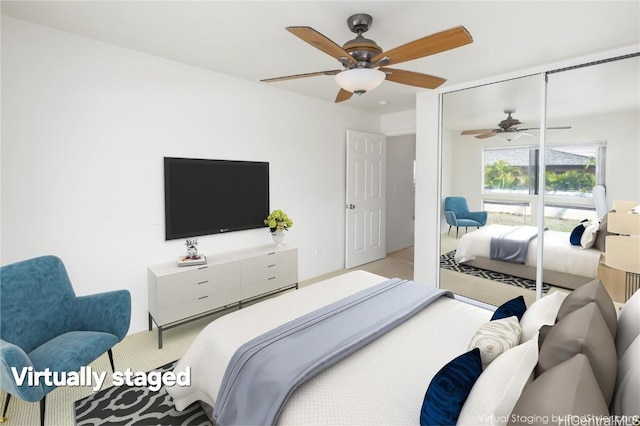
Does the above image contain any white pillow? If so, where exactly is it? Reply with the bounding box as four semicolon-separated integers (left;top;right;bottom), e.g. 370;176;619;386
519;291;568;342
611;334;640;417
468;316;522;369
616;288;640;359
580;221;599;249
458;335;539;426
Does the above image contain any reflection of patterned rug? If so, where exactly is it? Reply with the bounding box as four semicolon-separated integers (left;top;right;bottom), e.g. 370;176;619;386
74;361;211;426
440;250;550;293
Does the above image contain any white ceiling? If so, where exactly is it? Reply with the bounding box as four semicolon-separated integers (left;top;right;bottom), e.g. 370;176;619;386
2;0;639;120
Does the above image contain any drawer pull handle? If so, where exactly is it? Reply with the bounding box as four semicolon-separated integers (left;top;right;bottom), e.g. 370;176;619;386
267;252;276;255
268;277;276;280
197;281;208;285
197;266;208;270
267;264;276;268
198;295;209;300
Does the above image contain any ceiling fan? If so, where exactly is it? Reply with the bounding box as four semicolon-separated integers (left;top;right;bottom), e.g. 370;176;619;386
261;13;473;103
461;109;572;140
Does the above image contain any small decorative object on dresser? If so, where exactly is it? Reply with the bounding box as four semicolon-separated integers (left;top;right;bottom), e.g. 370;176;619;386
178;238;206;266
264;209;293;246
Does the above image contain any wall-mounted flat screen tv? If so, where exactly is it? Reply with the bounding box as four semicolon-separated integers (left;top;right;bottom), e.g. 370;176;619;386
164;157;269;240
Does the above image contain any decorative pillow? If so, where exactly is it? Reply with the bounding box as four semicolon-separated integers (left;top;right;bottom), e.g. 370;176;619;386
420;348;483;426
537;302;617;405
616;288;640;359
594;214;609;252
469;316;522;369
458;335;539;426
556;278;617;338
509;354;609;424
569;221;587;246
519;291;567;342
611;335;640;417
490;296;526;321
580;221;599;249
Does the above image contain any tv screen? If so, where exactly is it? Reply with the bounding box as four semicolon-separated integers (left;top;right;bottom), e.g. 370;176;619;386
164;157;269;240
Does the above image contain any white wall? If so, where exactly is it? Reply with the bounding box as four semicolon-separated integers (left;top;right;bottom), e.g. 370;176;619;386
386;135;415;253
0;17;382;333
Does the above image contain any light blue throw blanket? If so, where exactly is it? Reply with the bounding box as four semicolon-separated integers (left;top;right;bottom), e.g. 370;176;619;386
213;278;452;426
490;225;540;264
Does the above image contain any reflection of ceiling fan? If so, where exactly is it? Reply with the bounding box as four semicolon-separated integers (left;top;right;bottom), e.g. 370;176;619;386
261;13;473;103
461;109;572;140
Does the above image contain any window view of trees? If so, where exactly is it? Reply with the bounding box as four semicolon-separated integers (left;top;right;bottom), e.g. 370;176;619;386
484;145;600;196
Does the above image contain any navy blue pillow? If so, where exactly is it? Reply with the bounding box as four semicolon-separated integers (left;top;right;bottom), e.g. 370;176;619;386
491;295;526;321
570;221;587;245
420;348;483;426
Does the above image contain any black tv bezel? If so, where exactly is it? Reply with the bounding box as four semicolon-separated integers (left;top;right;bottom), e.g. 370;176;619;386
163;157;269;240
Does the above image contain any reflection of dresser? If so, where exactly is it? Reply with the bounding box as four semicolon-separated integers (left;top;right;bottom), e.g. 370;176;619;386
148;244;298;348
600;200;640;303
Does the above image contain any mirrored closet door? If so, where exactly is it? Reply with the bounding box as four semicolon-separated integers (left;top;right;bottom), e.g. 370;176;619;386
438;52;639;307
439;74;543;307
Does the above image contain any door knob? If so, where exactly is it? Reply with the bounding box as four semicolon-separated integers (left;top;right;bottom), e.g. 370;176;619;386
346;204;356;209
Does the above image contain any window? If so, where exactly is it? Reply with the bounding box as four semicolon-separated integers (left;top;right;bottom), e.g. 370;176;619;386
483;142;605;197
483;142;605;231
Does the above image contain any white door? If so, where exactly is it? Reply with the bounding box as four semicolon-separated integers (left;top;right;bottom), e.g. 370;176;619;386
345;130;387;269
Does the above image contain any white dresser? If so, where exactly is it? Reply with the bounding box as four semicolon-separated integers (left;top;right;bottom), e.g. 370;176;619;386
148;244;298;348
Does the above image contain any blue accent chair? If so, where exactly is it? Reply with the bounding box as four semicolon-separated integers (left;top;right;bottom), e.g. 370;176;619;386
444;197;488;238
0;255;131;425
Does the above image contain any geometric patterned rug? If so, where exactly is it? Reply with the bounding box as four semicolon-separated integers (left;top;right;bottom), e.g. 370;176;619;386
440;250;550;293
74;361;211;426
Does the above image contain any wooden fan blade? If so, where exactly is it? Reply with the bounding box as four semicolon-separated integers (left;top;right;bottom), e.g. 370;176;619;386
475;132;496;139
335;89;353;103
461;129;497;135
287;27;357;66
261;70;341;83
380;68;446;89
371;26;472;65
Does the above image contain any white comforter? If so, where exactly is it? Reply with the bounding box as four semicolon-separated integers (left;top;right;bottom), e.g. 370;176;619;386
167;271;492;425
454;224;601;278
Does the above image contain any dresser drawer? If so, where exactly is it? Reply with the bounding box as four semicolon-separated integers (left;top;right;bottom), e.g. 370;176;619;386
157;273;240;309
241;261;297;299
156;294;230;325
160;261;239;289
241;248;297;272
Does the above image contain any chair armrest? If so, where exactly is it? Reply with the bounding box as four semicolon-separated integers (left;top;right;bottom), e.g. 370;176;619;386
444;211;458;226
0;339;44;402
464;211;488;226
75;290;131;341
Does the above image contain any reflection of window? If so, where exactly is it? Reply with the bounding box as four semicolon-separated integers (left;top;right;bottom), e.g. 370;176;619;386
483;142;606;197
484;147;535;194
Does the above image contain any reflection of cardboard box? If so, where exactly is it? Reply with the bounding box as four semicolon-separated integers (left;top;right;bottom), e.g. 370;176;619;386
603;200;640;302
605;236;640;274
608;210;640;235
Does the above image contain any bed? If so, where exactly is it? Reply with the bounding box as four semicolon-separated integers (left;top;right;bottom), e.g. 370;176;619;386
454;224;602;290
166;270;639;426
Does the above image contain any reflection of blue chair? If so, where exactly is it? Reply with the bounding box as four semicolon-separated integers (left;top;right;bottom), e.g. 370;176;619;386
444;197;488;238
0;256;131;426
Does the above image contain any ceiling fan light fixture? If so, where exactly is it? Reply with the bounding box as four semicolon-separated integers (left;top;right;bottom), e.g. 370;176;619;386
334;68;386;95
497;132;526;142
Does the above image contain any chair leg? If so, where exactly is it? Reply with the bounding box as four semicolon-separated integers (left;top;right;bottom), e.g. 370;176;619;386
456;227;459;239
39;397;45;426
447;225;451;235
1;393;11;421
108;348;115;373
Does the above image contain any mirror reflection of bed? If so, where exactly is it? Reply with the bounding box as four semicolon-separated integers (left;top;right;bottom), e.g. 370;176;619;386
439;54;640;307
